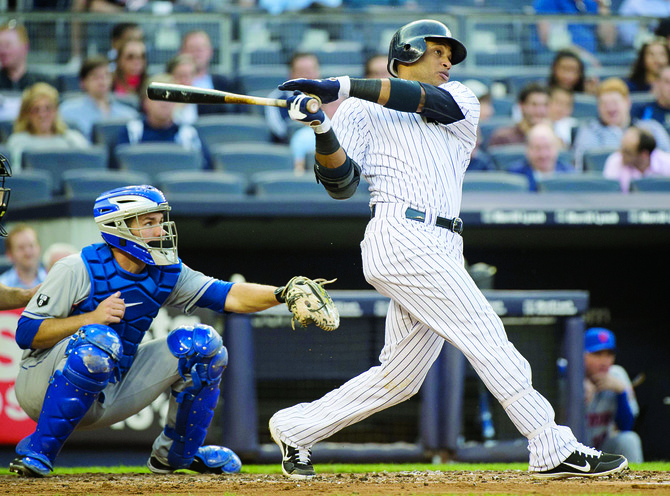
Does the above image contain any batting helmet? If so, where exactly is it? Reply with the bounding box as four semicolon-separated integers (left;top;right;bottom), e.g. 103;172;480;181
93;184;178;266
0;154;11;237
387;19;467;77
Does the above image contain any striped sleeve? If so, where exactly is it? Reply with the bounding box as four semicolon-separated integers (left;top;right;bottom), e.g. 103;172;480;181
437;81;480;155
331;98;370;165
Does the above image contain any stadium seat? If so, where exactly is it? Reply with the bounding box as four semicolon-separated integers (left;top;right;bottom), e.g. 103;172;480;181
488;144;527;170
7;171;52;205
251;170;328;198
92;119;134;154
211;143;293;178
62;169;151;199
582;147;617;172
629;177;670;192
21;146;109;194
537;174;621;192
114;143;203;183
463;171;530;192
194;115;272;150
0;119;14;142
572;97;598;119
479;118;513;149
157;170;248;198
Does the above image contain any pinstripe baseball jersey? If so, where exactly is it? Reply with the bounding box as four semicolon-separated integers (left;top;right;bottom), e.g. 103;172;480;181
332;81;479;217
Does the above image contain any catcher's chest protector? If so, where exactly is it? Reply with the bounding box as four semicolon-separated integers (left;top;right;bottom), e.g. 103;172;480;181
74;243;182;380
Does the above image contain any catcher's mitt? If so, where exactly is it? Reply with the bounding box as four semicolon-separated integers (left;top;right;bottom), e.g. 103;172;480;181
277;276;340;331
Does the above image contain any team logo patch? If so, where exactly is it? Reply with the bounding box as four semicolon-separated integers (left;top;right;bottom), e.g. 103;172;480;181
37;294;50;307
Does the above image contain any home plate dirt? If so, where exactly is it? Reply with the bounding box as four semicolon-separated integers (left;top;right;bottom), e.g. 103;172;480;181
1;469;669;495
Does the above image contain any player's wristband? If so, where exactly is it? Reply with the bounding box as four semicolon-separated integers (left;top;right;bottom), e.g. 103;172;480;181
349;78;382;102
315;127;340;155
312;114;332;135
274;286;286;304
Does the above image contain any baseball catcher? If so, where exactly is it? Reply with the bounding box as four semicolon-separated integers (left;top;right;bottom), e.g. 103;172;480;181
9;184;338;478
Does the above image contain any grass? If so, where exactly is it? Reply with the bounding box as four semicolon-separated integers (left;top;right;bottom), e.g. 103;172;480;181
0;461;667;475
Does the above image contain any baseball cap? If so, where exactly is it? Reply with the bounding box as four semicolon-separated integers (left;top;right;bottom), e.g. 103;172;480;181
584;327;616;353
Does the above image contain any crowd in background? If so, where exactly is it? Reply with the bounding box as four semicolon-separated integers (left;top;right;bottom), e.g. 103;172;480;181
2;2;670;194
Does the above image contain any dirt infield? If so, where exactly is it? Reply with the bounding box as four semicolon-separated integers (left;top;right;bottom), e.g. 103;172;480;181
2;470;669;496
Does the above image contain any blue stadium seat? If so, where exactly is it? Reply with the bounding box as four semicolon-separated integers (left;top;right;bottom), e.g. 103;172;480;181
211;143;293;178
57;73;80;93
629;177;670;192
238;73;288;94
582;147;617;172
115;143;203;183
479;117;513;149
251;170;328;198
22;146;109;194
488;144;527;170
0;119;14;142
62;169;151;199
491;97;515;117
7;171;52;205
572;97;598;119
92;119;134;153
463;171;530;192
157;170;248;198
194;115;272;150
537;174;621;192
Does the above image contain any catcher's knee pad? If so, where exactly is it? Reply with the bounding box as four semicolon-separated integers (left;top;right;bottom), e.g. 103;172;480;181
16;324;121;471
165;324;227;469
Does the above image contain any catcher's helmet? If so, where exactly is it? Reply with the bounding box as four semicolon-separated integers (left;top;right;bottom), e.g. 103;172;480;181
93;184;178;266
0;154;11;237
387;19;467;77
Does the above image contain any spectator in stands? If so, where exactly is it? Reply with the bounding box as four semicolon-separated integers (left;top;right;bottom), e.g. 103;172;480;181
626;38;670;93
112;38;148;98
259;0;341;15
166;54;198;125
572;77;670;170
60;56;139;141
508;123;574;191
547;49;597;94
0;223;46;289
489;83;550;147
533;0;617;55
603;126;670;192
618;0;670;48
108;23;145;71
266;52;321;144
364;53;391;79
179;30;237;116
548;86;579;146
583;327;643;462
5;82;90;172
117;74;211;168
41;242;78;272
656;16;670;46
632;65;670;132
0;21;43;92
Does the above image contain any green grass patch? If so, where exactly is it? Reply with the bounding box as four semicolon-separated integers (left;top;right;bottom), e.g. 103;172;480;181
0;461;667;476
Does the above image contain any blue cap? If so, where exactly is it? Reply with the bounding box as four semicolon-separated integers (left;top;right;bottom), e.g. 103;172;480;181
584;327;616;353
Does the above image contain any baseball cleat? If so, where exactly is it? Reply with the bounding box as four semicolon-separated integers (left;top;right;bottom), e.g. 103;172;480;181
531;444;628;479
269;417;315;480
9;456;51;477
147;446;241;475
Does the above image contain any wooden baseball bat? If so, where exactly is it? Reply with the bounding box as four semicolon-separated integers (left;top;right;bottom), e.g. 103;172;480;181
147;82;321;113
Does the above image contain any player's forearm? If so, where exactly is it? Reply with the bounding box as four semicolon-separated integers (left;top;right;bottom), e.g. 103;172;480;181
32;313;100;349
224;282;280;313
0;283;35;311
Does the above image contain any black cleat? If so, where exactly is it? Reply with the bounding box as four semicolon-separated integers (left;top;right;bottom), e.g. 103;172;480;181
269;418;315;480
532;445;628;479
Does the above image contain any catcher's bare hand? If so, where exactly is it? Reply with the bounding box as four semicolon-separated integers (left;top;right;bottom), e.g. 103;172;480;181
277;276;340;331
92;291;126;325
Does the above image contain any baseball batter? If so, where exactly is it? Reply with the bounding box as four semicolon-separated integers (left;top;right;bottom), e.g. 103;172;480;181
8;185;308;477
268;19;628;480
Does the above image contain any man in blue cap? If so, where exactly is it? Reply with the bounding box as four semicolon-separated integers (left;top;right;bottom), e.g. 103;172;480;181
584;327;643;463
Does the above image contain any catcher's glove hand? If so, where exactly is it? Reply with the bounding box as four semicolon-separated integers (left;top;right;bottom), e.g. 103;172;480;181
276;276;340;331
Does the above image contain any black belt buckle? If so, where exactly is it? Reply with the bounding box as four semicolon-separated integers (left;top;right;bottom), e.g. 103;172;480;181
451;217;464;235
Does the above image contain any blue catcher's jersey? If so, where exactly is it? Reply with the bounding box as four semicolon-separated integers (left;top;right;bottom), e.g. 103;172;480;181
72;243;182;380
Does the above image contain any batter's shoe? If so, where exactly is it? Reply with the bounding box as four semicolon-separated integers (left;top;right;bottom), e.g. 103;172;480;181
147;446;241;475
531;444;628;479
9;455;52;478
269;418;315;480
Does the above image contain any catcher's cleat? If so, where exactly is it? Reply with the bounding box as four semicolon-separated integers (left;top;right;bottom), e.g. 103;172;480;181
269;417;315;480
530;444;628;479
147;446;241;475
9;455;51;477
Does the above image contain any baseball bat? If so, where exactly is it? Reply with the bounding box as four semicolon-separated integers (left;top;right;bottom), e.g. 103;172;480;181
147;83;321;113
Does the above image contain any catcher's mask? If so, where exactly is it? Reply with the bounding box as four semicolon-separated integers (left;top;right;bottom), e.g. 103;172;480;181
0;154;11;237
387;19;467;77
93;185;178;266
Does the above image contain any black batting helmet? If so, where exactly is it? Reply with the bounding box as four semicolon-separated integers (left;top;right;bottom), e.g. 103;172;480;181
387;19;467;77
0;154;11;237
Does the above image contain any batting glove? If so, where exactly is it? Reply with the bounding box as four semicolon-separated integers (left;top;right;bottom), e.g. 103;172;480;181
287;91;331;134
280;76;350;104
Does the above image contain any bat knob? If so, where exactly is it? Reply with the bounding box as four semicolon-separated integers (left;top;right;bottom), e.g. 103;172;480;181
306;97;321;114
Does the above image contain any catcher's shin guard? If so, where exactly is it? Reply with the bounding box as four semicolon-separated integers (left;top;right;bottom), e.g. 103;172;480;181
12;325;121;476
164;324;228;469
